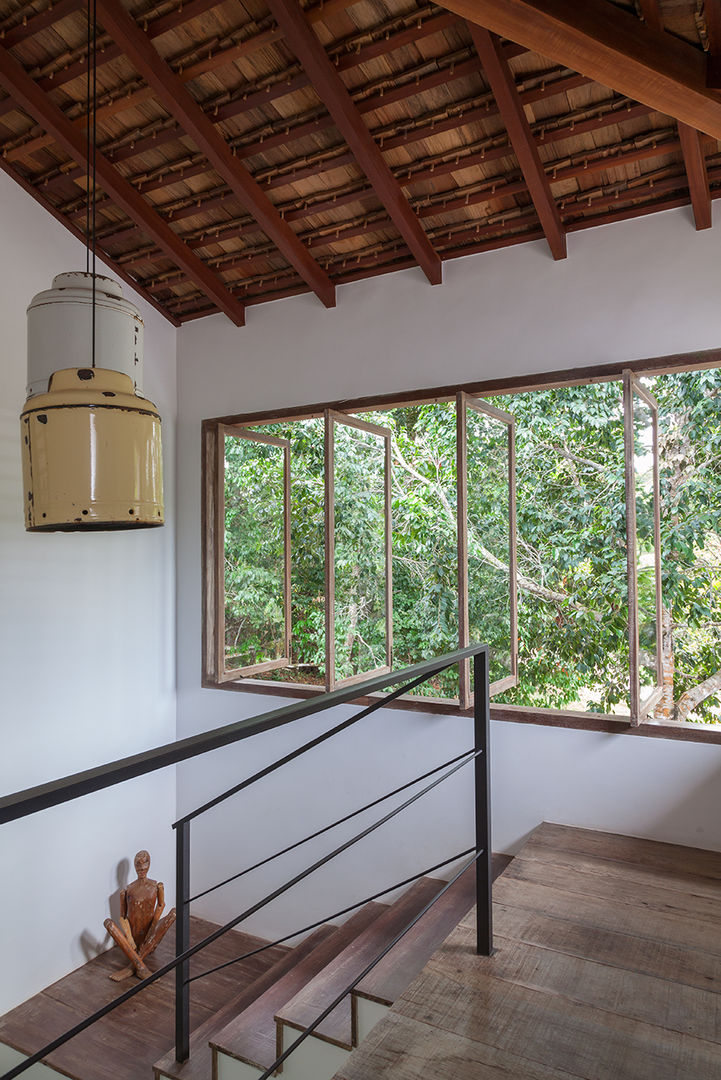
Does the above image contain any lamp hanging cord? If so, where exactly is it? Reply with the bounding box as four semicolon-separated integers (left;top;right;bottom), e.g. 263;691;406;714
85;0;90;275
91;0;97;367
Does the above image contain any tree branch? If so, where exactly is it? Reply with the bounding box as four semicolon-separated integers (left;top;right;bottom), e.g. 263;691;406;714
674;669;721;722
392;441;587;611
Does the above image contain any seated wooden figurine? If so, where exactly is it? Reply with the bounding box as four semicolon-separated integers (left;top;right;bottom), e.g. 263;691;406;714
104;849;176;981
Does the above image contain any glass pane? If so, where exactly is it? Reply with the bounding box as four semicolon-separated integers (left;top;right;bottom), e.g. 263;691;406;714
466;406;512;687
244;418;326;687
224;435;286;671
632;390;660;702
333;421;388;682
491;383;630;716
363;404;459;701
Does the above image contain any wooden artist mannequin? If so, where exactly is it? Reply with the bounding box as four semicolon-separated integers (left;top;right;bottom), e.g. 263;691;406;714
104;850;176;981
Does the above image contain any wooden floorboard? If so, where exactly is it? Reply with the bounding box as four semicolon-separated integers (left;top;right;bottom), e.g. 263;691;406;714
0;917;289;1080
336;823;721;1080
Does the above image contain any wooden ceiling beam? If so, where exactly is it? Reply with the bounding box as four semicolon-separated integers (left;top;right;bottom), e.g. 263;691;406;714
265;0;442;285
14;40;563;186
678;120;713;228
106;128;681;267
438;0;721;140
468;24;565;259
95;0;335;309
704;0;721;88
0;39;247;326
637;0;712;229
637;0;663;32
127;136;684;284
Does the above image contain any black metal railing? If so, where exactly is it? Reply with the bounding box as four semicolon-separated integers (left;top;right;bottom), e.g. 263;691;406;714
0;643;492;1080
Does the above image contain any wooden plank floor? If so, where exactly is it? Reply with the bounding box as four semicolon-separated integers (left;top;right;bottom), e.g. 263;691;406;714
0;917;289;1080
335;823;721;1080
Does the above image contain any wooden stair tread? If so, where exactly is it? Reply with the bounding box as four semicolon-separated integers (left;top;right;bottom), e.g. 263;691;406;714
528;822;721;881
277;878;442;1050
211;902;388;1070
354;867;476;1006
153;925;338;1080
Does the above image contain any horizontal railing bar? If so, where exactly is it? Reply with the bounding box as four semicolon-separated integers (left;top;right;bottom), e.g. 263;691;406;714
0;747;481;1080
256;851;483;1080
0;645;484;826
177;665;441;827
187;845;477;983
187;747;475;902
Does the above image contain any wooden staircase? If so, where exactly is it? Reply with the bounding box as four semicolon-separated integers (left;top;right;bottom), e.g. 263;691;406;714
154;869;477;1080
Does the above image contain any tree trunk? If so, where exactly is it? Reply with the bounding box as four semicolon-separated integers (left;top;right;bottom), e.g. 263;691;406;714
654;606;676;720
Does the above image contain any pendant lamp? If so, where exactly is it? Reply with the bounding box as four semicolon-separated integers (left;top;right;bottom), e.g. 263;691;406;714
19;0;164;532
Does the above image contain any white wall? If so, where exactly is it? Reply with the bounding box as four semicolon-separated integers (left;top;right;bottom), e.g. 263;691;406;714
175;204;721;940
0;172;177;1012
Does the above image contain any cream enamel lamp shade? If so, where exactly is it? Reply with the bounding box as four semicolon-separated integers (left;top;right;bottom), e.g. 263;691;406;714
21;368;164;531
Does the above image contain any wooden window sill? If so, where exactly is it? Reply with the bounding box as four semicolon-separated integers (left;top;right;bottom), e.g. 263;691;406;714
203;677;721;745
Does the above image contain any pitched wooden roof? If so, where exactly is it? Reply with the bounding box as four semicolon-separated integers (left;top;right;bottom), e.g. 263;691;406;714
0;0;718;325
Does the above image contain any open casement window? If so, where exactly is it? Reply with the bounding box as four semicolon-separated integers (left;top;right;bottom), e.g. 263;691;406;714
623;372;664;724
215;425;291;681
456;392;518;709
324;410;393;691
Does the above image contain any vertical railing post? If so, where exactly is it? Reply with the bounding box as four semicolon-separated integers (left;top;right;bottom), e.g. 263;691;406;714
473;646;493;956
175;819;191;1063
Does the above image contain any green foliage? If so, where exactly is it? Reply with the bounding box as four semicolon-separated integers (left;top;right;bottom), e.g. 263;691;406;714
222;371;721;720
224;435;285;669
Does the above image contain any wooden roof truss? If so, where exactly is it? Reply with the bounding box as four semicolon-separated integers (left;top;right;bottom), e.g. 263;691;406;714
0;0;719;323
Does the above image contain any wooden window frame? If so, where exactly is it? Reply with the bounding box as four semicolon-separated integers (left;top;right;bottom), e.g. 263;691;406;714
214;424;291;682
324;410;393;691
201;345;721;746
623;372;664;725
457;392;518;707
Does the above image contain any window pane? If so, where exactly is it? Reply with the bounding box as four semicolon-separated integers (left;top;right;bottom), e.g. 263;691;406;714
491;383;630;715
649;370;721;726
632;390;660;703
466;406;513;687
245;418;326;687
365;404;460;701
224;434;286;671
333;421;388;682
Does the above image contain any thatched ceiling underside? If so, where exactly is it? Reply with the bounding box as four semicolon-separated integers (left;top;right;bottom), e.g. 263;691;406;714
0;0;718;324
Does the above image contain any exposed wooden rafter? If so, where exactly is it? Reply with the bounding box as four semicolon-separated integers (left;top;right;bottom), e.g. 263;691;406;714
438;0;721;140
638;0;712;229
637;0;663;31
265;0;442;286
96;0;336;309
0;38;247;326
468;24;566;260
704;0;721;87
678;118;713;228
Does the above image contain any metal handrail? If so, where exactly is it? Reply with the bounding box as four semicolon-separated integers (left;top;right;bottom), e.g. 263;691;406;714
0;645;481;826
0;644;491;1080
